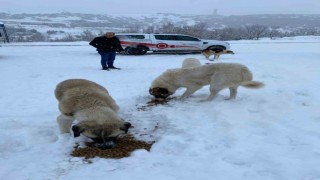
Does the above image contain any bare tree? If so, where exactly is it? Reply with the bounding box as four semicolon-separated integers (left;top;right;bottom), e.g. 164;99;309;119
79;30;96;41
60;33;76;42
267;27;282;40
158;22;177;33
244;24;267;40
144;25;157;33
193;22;208;38
27;32;46;41
121;24;142;33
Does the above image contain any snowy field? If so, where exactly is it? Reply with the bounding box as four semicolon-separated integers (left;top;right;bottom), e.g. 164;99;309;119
0;36;320;180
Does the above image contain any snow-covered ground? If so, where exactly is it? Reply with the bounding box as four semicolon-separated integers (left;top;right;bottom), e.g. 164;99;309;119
0;36;320;180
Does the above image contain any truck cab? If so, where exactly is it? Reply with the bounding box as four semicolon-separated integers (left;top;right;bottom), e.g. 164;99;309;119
116;33;230;55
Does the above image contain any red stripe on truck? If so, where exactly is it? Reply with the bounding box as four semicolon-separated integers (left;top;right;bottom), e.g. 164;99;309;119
120;41;195;49
120;41;156;47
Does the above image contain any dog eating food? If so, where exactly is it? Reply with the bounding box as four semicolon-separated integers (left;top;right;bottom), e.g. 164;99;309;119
71;136;154;159
55;79;132;149
149;62;264;101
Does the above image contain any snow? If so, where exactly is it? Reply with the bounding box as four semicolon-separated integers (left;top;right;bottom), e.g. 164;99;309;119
0;36;320;180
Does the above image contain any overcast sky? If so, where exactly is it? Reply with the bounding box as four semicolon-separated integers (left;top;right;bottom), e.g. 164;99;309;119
1;0;319;15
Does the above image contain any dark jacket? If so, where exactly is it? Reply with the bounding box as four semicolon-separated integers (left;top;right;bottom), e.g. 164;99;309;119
89;36;124;52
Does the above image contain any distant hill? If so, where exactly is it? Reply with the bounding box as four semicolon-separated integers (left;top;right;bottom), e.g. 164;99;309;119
1;12;320;30
1;12;319;42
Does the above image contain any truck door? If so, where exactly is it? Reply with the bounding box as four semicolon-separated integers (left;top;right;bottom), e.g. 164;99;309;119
174;35;202;51
153;34;202;51
152;35;179;51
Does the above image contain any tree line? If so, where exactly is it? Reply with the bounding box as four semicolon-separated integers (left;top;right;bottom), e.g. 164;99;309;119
6;22;320;42
140;22;320;40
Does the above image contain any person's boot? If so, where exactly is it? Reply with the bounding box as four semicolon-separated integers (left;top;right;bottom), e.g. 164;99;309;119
108;66;120;70
102;67;109;71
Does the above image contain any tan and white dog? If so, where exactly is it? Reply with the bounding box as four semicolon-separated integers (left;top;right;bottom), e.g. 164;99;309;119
149;61;264;101
55;79;131;149
202;49;235;61
181;58;202;68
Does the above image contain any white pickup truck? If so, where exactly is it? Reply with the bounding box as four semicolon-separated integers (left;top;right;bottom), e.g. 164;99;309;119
116;33;230;55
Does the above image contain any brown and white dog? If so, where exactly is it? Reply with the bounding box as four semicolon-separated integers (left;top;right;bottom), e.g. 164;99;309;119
202;49;235;61
55;79;131;149
149;61;264;101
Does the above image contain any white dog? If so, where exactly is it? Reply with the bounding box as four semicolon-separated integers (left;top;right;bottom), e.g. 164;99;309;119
55;79;131;149
182;58;201;68
149;62;264;101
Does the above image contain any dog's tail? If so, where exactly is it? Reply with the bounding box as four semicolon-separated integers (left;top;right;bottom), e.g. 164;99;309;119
240;81;265;89
226;50;235;54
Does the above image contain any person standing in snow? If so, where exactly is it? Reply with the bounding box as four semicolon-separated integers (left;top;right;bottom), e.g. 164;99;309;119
89;32;124;70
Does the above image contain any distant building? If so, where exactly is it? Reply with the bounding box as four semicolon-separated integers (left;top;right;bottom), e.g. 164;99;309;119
0;22;10;43
212;9;218;16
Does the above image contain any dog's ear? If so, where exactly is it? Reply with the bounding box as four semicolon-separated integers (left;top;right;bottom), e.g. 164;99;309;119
72;125;84;137
120;122;132;133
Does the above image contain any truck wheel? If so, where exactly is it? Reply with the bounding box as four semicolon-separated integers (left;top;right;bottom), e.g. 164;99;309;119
125;47;136;55
136;46;148;55
125;46;148;55
208;45;226;52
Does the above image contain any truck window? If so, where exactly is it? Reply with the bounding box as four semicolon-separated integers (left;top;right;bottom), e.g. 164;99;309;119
154;35;176;41
175;35;200;41
116;35;145;39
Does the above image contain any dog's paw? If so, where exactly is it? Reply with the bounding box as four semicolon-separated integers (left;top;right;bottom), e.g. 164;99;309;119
224;97;236;100
198;99;210;103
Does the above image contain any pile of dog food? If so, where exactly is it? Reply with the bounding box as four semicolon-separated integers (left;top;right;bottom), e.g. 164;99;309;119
137;98;175;111
71;136;154;159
